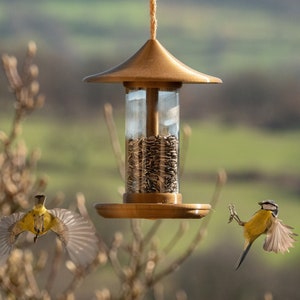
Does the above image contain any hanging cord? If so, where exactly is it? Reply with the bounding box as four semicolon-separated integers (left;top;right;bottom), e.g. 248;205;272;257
150;0;157;39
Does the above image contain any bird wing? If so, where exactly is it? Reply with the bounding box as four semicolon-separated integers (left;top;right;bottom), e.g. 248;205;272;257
0;212;25;265
48;208;99;267
263;217;297;253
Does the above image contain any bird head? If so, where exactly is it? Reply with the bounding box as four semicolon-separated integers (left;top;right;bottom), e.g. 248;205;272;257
35;194;46;205
258;200;278;217
32;195;47;219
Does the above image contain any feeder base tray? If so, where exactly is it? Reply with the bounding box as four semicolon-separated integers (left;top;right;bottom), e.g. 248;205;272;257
94;203;211;219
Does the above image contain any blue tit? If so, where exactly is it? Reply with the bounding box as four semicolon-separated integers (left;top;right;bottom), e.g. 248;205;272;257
0;195;99;267
228;200;297;270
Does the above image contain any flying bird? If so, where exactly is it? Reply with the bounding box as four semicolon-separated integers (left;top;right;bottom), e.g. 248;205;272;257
228;200;297;270
0;194;99;267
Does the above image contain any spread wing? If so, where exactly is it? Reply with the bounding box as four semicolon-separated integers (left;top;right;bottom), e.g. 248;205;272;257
263;217;297;253
48;208;99;267
0;212;25;265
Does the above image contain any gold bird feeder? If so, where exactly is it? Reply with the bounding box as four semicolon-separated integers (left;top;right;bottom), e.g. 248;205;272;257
84;1;222;219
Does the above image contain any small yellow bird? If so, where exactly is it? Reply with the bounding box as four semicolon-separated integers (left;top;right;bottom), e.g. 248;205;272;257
0;195;99;267
228;200;297;270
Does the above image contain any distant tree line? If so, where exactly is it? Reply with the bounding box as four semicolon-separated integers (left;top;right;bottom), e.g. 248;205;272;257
187;0;299;12
1;51;299;130
183;71;300;130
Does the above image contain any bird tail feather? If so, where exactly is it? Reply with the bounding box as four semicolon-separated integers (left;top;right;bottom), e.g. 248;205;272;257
235;242;252;270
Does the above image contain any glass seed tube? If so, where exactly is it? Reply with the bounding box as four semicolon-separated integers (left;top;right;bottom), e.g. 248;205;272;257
124;84;181;204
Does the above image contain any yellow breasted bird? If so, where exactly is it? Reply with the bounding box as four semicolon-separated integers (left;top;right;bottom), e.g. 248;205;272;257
228;200;297;270
0;195;99;267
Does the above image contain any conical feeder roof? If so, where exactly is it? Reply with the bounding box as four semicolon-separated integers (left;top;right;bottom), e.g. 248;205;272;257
83;39;222;85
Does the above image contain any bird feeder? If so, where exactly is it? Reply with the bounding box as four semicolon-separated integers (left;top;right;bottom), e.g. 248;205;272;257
84;0;222;219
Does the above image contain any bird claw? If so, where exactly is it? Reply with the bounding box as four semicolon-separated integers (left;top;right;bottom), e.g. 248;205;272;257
228;204;236;223
34;234;38;243
33;229;40;243
228;204;244;226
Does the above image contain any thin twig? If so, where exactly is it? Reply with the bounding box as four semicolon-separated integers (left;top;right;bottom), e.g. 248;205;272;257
109;232;126;281
103;103;125;181
24;258;41;298
179;124;192;178
143;220;162;246
128;219;144;276
130;219;144;243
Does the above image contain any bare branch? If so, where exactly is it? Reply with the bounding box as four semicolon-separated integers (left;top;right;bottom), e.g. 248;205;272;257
108;232;126;281
103;103;125;181
1;42;44;153
24;250;41;298
130;219;144;243
179;124;192;177
143;220;162;246
128;220;144;278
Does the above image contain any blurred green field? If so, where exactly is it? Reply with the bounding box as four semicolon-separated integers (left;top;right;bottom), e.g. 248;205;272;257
1;0;300;74
185;121;300;174
2;115;300;194
1;114;299;246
